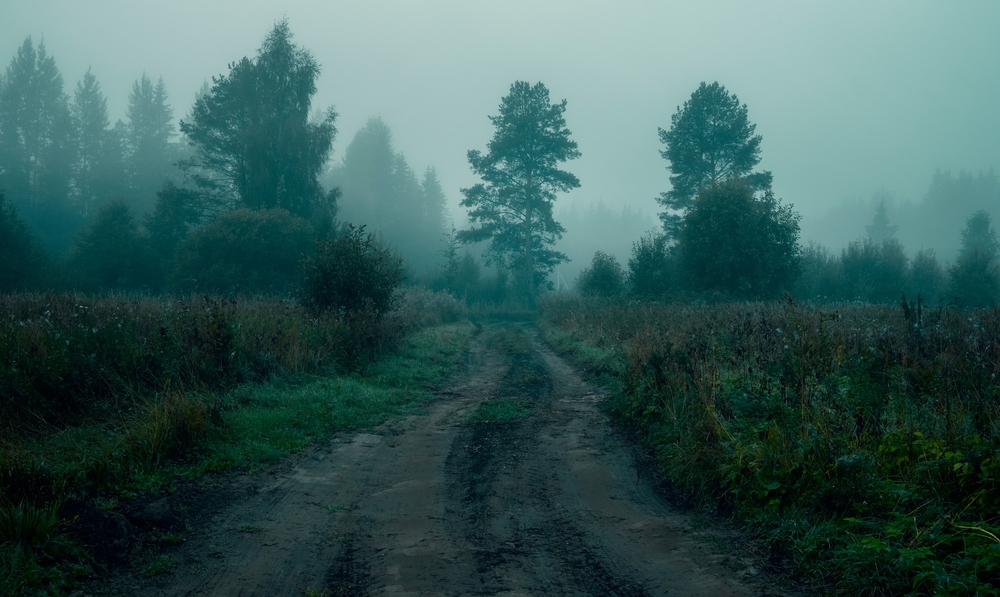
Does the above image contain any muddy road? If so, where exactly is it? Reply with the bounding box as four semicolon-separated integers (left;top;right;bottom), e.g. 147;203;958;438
97;324;793;596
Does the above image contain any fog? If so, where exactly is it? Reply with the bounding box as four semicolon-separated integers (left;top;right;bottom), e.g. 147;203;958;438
3;0;999;276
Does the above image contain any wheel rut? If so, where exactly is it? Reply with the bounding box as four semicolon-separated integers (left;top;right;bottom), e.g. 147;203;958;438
93;323;792;597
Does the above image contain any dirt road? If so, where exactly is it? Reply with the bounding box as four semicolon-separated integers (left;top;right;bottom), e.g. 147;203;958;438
98;324;791;596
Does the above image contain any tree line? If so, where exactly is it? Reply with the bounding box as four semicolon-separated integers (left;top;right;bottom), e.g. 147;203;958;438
0;21;448;297
1;20;995;308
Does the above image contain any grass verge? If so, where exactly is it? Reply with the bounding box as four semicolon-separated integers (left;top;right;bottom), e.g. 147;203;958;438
539;295;1000;597
1;319;475;597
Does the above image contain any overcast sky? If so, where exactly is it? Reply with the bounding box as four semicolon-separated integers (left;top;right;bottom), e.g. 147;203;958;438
3;0;998;242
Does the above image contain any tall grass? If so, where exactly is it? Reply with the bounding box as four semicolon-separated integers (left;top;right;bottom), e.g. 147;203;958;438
541;295;1000;596
0;288;468;596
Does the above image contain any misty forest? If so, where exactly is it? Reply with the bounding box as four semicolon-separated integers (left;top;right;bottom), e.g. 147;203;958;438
2;9;999;597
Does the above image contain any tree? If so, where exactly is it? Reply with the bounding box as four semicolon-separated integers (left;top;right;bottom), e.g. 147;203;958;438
73;68;125;217
908;249;945;305
0;190;46;291
144;181;203;288
69;200;148;290
948;211;1000;307
657;82;771;236
125;74;175;212
331;117;447;273
171;208;314;295
0;37;78;252
577;251;625;297
179;20;337;219
840;238;909;303
627;232;674;298
458;81;580;306
866;195;898;242
677;178;799;299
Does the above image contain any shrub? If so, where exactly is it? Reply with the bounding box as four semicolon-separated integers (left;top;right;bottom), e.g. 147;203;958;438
299;224;404;316
577;251;625;297
627;232;673;298
171;208;313;295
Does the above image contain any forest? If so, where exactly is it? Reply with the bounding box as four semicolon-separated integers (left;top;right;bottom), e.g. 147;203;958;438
1;16;999;597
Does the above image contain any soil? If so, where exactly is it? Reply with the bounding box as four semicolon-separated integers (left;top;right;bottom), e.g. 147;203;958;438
80;324;807;597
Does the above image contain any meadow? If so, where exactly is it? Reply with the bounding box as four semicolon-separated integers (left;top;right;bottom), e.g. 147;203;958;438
540;295;1000;596
0;288;470;596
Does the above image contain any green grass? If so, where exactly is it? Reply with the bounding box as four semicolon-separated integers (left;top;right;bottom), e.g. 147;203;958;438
467;398;531;423
540;295;1000;596
0;317;475;597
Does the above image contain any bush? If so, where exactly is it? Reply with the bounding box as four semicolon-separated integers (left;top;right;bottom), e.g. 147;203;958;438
171;208;313;295
627;232;673;298
300;224;404;316
577;251;625;297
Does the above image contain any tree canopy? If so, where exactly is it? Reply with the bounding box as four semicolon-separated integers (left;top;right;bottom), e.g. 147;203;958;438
658;81;770;236
458;81;580;304
179;20;337;220
677;178;799;299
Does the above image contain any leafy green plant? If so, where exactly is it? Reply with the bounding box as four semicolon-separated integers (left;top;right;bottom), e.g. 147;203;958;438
299;224;404;316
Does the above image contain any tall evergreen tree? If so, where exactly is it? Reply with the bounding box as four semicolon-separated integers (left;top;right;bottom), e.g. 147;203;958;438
0;37;77;251
458;81;580;305
657;82;771;237
866;197;898;243
73;67;124;216
332;118;447;272
126;74;175;212
179;20;337;218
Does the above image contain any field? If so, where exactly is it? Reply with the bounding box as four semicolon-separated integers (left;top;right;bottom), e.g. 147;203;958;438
0;288;470;596
539;295;1000;595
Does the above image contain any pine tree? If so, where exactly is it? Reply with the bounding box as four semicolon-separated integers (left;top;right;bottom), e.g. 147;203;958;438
866;196;898;242
126;74;175;212
73;67;124;216
0;37;77;251
458;81;580;305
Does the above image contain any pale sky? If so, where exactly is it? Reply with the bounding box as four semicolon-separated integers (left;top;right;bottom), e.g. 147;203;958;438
3;0;998;245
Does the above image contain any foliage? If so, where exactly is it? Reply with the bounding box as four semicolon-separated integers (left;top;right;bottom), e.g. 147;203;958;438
657;81;771;236
125;74;176;213
908;249;947;305
0;36;78;254
866;197;898;242
0;191;46;292
577;251;625;297
72;67;126;217
839;237;909;303
627;232;674;298
458;81;580;305
68;200;150;291
946;211;1000;308
179;20;337;219
541;296;1000;596
677;178;800;299
144;181;202;288
171;208;313;295
328;118;448;273
0;291;472;595
300;224;404;316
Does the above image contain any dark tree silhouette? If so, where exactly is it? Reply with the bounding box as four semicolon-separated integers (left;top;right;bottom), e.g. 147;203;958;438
458;81;580;305
180;20;337;219
126;74;175;212
677;178;799;299
658;82;770;236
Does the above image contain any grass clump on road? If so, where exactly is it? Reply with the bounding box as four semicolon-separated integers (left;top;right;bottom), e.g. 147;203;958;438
467;398;531;423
